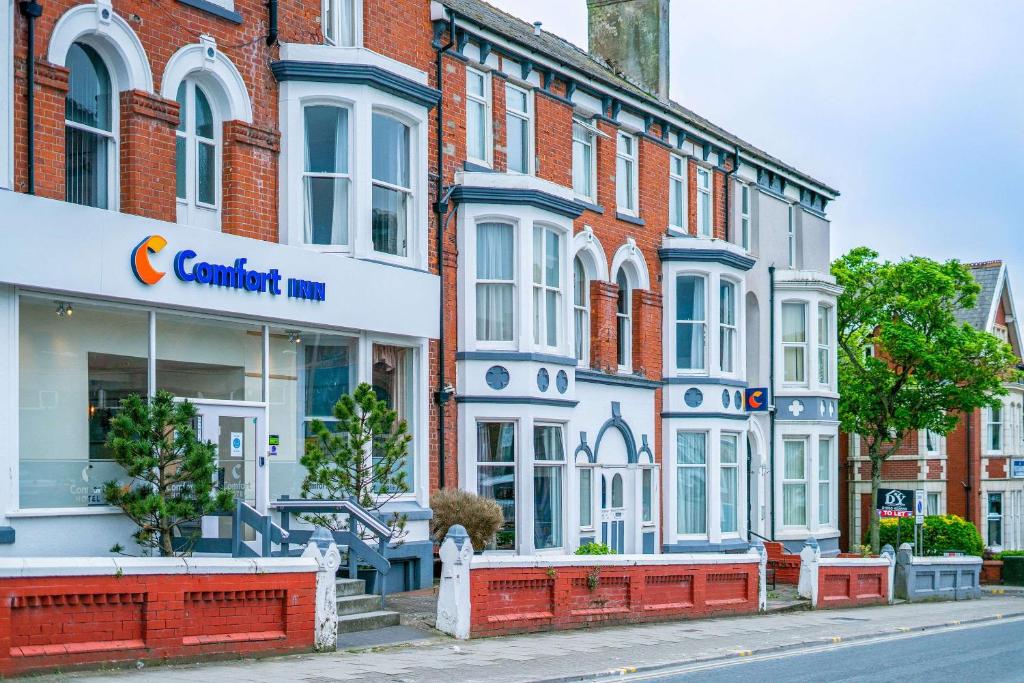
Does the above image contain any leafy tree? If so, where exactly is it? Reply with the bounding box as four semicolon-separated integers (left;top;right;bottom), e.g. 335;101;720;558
300;382;412;541
103;391;234;556
833;247;1019;552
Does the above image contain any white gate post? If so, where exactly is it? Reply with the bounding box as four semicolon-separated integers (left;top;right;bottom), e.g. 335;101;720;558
436;524;474;640
303;529;341;651
798;537;820;607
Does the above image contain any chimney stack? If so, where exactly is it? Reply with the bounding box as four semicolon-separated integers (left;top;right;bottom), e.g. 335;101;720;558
587;0;670;99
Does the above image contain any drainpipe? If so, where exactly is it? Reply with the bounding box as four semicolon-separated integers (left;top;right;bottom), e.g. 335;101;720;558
19;0;43;195
965;409;973;524
768;265;777;539
265;0;278;45
723;147;739;242
433;10;457;490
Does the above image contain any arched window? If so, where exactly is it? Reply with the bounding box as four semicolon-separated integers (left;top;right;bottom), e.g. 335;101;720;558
65;42;115;209
573;256;589;365
175;80;220;228
616;268;631;371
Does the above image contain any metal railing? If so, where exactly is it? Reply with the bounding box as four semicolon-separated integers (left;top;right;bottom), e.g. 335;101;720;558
172;500;289;557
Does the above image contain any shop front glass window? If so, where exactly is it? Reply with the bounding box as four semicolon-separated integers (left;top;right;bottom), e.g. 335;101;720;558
372;344;415;491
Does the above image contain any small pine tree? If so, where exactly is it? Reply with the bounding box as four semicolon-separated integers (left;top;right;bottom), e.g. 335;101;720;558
300;383;411;541
103;391;234;556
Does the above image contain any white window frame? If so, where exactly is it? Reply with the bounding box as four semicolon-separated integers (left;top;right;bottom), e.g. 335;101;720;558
322;0;359;47
504;83;534;175
475;419;518;552
674;273;707;373
787;205;797;268
616;268;632;372
987;404;1004;454
532;225;563;350
782;301;808;386
720;278;738;374
739;183;751;251
533;422;566;552
720;432;740;536
696;166;713;237
782;437;809;529
572;117;598;203
573;256;590;367
465;67;492;167
475;221;516;345
927;491;940;516
64;42;119;212
370;110;414;259
300;101;353;252
676;430;708;538
817;436;832;526
577;458;595;532
817;303;832;388
175;79;221;230
988;491;1004;548
616;131;638;215
924;428;941;454
668;154;687;234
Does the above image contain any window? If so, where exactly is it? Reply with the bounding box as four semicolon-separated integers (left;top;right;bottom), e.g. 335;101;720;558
995;323;1009;343
676;431;707;535
721;433;739;533
616;132;638;214
371;113;411;256
175;80;219;228
818;437;832;525
477;422;516;550
988;492;1003;546
505;84;532;174
783;438;808;527
739;184;751;251
642;468;653;523
817;304;831;386
616;269;632;370
669;154;687;233
925;429;940;454
372;345;415;489
579;467;593;528
927;492;940;516
720;280;737;373
323;0;355;47
299;336;356;435
988;404;1004;452
573;257;590;365
675;275;706;371
466;68;491;165
534;425;565;550
65;42;115;209
572;119;596;201
787;205;797;268
782;302;807;384
303;105;350;247
696;167;712;237
476;223;515;341
532;227;562;348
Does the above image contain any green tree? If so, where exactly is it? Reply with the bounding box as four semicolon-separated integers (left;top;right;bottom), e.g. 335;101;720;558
103;391;234;556
833;247;1019;552
300;382;412;540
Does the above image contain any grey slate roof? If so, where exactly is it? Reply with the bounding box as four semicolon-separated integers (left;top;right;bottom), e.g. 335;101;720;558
955;262;1002;331
439;0;839;197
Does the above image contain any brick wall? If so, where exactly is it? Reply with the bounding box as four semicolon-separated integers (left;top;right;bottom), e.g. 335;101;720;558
815;561;889;609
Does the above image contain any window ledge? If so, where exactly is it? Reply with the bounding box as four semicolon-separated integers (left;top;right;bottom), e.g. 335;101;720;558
615;211;645;226
176;0;242;23
6;506;124;518
573;199;604;214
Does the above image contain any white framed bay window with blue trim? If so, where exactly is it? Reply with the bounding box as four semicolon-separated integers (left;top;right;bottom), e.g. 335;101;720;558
670;426;748;548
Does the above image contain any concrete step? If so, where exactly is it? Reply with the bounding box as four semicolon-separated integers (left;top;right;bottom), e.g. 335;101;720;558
336;578;366;598
336;594;382;616
336;610;401;634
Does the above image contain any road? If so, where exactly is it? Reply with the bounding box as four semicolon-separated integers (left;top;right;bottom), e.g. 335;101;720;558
613;617;1024;683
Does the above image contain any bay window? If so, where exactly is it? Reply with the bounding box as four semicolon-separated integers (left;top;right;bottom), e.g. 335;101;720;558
696;167;712;237
817;304;832;386
65;42;115;210
175;79;220;228
466;68;491;166
616;132;638;214
721;433;738;533
303;105;350;247
720;280;737;373
573;257;590;365
675;274;706;371
533;424;565;550
676;431;707;535
572;119;596;202
532;227;562;349
371;112;411;256
616;269;632;370
505;84;533;174
783;438;808;527
476;223;515;342
987;404;1003;452
818;437;832;525
782;302;807;384
477;422;516;550
323;0;356;47
669;154;687;233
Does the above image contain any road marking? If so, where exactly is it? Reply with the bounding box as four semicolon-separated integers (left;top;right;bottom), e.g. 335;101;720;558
830;636;842;643
609;666;638;675
897;627;911;632
734;650;752;657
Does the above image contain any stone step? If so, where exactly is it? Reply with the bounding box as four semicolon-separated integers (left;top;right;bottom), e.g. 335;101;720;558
336;578;366;598
336;610;401;634
336;594;382;616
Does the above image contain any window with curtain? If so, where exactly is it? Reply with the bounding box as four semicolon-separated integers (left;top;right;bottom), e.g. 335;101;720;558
532;227;562;349
988;492;1003;546
818;437;831;525
579;466;593;528
642;468;653;523
372;344;415;491
720;280;737;373
787;205;797;267
783;438;808;527
988;405;1003;452
175;80;219;227
675;275;706;371
676;431;707;535
927;492;940;516
65;42;115;209
505;84;532;174
303;105;350;246
721;433;738;533
466;68;491;165
616;132;637;213
739;184;751;251
534;424;564;550
322;0;355;46
669;154;686;233
696;167;712;236
782;302;807;384
476;223;514;342
573;257;589;365
477;422;516;550
572;119;596;201
371;113;411;256
925;429;940;453
616;269;632;370
817;304;831;386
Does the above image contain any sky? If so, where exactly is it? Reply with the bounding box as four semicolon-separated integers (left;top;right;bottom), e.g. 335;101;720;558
487;0;1024;306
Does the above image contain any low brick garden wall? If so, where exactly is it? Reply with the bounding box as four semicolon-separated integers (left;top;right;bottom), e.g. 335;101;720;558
815;558;891;609
0;556;319;677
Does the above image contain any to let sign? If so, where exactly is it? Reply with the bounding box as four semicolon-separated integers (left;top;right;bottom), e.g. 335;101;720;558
877;488;914;517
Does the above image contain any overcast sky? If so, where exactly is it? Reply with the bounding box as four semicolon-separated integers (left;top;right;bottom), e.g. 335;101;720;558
488;0;1024;305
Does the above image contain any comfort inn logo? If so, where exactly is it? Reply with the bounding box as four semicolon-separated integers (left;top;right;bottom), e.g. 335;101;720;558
129;234;327;302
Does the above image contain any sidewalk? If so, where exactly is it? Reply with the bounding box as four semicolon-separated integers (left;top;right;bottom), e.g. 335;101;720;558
38;594;1024;683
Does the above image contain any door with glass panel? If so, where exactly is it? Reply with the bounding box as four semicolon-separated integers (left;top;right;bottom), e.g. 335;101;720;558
600;470;628;553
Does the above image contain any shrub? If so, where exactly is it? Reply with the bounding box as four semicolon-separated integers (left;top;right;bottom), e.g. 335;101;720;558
866;514;984;557
429;488;505;551
996;550;1024;560
575;542;615;556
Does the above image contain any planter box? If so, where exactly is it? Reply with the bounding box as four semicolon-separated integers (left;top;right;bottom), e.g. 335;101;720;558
981;560;1003;585
894;550;982;602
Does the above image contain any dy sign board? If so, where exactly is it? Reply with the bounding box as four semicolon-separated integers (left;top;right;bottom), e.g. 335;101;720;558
877;488;914;518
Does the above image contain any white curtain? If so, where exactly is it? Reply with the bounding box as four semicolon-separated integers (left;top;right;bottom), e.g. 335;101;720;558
303;106;349;246
676;432;707;535
476;223;514;341
720;435;737;533
676;276;705;370
783;440;807;526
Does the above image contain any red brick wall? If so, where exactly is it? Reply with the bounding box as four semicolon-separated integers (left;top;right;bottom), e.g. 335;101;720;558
0;571;315;677
987;457;1007;479
468;561;759;637
119;90;179;222
816;563;889;609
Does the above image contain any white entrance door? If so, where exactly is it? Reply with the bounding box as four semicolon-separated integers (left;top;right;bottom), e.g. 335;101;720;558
600;470;628;553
